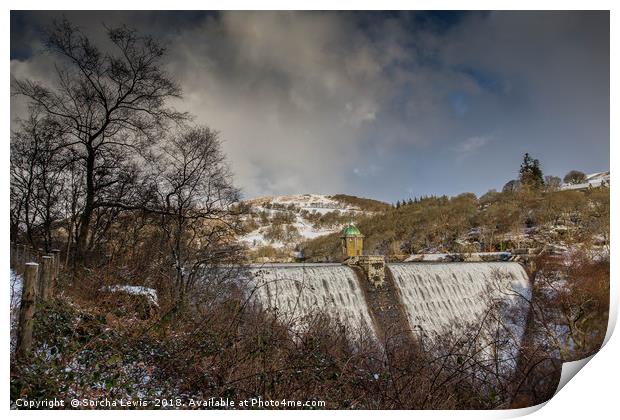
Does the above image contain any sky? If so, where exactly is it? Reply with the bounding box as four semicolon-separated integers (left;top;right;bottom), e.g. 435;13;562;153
10;11;610;203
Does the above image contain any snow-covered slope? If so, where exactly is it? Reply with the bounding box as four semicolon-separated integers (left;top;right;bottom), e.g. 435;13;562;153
239;194;383;252
246;194;362;213
561;171;610;190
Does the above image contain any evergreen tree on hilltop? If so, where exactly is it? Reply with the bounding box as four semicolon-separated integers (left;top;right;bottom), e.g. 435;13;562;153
519;153;544;189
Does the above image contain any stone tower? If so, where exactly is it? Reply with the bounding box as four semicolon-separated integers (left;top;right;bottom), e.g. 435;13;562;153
341;223;364;257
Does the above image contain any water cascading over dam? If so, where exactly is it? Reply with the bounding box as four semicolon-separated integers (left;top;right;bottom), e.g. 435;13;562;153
249;264;378;338
248;262;531;344
388;262;531;336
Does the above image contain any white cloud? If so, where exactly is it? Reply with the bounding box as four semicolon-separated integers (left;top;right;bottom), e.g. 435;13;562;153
453;135;492;155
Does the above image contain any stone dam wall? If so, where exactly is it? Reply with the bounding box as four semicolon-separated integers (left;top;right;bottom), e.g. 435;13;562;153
246;261;531;345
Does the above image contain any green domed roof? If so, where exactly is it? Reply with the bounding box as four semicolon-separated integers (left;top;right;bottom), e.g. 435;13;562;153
341;223;362;236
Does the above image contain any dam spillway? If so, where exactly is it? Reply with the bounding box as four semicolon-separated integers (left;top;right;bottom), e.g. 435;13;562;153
388;262;531;336
247;262;531;342
249;264;378;339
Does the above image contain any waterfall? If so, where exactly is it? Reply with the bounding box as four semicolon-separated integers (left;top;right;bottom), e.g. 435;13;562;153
248;264;377;339
246;261;532;357
388;262;531;336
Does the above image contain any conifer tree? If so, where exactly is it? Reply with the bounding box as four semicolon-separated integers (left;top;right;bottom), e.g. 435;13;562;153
519;153;544;189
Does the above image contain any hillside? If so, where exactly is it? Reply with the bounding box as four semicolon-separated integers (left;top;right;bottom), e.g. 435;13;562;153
237;194;389;259
301;185;610;262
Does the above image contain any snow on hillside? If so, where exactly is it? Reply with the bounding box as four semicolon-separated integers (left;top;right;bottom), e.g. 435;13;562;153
239;194;372;250
247;194;362;213
240;220;339;249
561;171;610;191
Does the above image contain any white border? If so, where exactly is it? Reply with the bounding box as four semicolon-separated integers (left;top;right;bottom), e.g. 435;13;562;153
3;2;617;419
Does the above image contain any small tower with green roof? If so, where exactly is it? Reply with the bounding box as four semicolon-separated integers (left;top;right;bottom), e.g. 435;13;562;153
341;223;364;258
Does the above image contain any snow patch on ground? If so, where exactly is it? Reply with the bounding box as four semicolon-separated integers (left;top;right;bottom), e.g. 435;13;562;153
11;270;22;310
240;230;270;248
404;253;451;262
104;285;158;306
239;223;338;249
405;252;512;262
296;223;335;239
10;270;23;351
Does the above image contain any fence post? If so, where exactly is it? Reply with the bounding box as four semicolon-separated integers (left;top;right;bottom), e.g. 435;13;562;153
51;249;61;291
16;263;38;360
39;256;53;301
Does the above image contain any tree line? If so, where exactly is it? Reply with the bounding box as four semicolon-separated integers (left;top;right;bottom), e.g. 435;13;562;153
393;153;594;209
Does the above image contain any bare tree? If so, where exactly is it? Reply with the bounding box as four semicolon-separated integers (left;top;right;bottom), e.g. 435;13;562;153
10;113;68;250
147;126;244;301
59;153;84;265
544;175;561;191
13;19;187;258
563;170;587;185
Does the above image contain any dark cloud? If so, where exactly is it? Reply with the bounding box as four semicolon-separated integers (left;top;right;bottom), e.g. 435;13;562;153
10;11;609;201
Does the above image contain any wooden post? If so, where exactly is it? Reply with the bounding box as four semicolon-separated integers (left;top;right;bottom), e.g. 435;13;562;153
16;263;38;360
51;249;61;291
39;256;53;300
10;242;16;268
